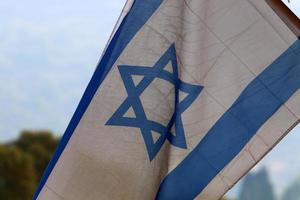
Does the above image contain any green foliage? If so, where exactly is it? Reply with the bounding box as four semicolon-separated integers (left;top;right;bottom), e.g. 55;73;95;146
0;131;59;200
14;130;59;180
0;145;36;200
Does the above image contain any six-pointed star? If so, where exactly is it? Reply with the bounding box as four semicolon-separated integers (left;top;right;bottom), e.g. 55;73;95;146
106;44;203;161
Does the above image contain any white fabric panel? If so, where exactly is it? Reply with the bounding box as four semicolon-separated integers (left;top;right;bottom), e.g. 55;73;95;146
38;186;63;200
38;0;299;199
192;0;299;199
286;91;300;119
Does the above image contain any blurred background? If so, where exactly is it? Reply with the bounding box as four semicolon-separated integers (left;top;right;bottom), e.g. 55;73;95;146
0;0;299;199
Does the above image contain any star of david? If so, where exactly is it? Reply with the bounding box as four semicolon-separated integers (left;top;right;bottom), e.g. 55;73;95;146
106;44;203;161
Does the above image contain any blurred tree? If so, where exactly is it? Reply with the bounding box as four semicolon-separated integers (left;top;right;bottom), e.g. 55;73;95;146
0;130;59;199
238;168;275;200
13;130;59;181
0;145;36;200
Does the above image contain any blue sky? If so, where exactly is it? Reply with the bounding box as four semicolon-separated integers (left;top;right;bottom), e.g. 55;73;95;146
0;0;125;140
0;0;299;198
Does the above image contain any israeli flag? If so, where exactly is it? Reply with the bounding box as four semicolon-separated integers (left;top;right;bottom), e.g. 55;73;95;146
35;0;300;199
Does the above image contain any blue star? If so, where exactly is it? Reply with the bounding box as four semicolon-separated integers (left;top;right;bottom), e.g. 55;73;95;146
106;44;203;161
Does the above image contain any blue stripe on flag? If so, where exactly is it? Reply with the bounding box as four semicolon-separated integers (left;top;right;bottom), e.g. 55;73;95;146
156;39;300;200
33;0;164;199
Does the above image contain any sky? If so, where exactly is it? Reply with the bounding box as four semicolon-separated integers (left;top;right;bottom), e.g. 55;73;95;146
0;0;299;198
0;0;125;141
283;0;300;18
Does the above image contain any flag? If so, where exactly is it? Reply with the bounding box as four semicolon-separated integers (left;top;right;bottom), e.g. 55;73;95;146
34;0;300;199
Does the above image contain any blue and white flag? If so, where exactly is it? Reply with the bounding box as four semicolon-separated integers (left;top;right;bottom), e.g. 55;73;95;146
35;0;300;199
